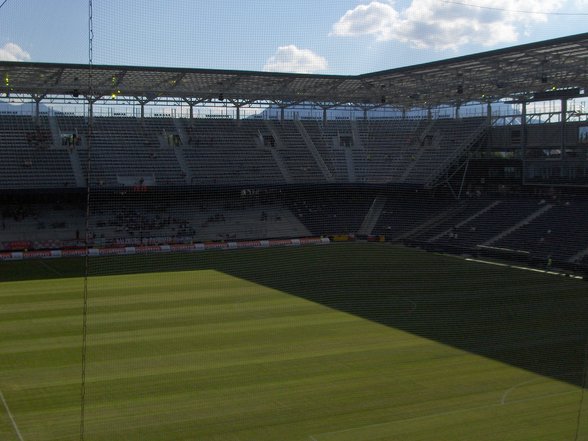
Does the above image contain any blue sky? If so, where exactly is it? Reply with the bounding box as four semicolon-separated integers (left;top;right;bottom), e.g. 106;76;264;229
0;0;586;74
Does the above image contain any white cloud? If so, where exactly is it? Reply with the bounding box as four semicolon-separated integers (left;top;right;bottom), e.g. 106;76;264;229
0;42;31;62
263;45;328;74
331;0;565;51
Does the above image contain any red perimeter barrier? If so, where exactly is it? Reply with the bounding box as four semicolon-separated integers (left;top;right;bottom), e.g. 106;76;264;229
0;237;330;261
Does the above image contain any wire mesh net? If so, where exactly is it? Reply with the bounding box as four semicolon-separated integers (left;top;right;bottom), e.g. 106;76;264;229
0;1;587;441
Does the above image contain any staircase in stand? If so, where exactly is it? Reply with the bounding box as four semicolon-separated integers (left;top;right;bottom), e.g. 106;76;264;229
358;195;387;236
429;200;501;242
263;120;293;183
67;148;86;187
173;119;189;145
424;122;488;189
350;119;363;150
294;120;334;182
399;120;436;182
483;204;554;246
343;147;356;183
172;147;193;184
47;114;62;147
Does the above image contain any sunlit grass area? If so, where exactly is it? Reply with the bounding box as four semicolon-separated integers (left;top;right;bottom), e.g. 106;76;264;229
1;244;586;440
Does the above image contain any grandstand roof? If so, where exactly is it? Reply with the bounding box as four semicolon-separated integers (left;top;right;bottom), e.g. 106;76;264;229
1;32;587;109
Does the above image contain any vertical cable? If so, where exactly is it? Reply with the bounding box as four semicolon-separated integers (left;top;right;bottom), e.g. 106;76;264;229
80;1;93;440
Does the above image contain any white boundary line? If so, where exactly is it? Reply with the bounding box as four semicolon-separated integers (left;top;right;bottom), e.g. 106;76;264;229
309;389;579;440
500;378;539;405
501;370;582;405
0;390;24;441
457;256;584;280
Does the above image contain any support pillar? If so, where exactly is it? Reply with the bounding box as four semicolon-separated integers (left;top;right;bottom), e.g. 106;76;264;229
85;95;100;134
486;102;492;126
136;97;152;121
183;98;203;121
363;108;368;120
427;106;432;121
31;94;45;126
323;108;327;124
485;102;493;158
235;105;241;125
521;101;527;156
34;99;41;126
561;98;567;159
87;97;95;122
280;107;285;122
455;103;461;120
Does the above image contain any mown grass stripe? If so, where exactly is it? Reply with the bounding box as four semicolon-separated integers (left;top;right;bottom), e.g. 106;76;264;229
0;244;586;441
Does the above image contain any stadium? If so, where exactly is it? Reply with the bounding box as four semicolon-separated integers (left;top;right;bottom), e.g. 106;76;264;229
1;2;588;440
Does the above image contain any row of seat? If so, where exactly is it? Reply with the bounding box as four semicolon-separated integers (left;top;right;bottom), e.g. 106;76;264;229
0;115;486;188
2;187;588;262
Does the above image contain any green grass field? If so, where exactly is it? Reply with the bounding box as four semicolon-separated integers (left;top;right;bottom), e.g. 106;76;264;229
1;244;587;440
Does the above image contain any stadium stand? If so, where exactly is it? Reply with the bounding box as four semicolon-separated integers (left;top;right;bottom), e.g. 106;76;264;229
285;189;374;236
302;120;350;182
372;190;455;239
182;119;286;185
0;193;311;250
431;196;546;248
0;115;77;189
0;33;587;274
494;198;588;261
1;112;588;273
0;116;492;189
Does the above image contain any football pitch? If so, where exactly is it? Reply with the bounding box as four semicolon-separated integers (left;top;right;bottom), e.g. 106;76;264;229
0;244;587;440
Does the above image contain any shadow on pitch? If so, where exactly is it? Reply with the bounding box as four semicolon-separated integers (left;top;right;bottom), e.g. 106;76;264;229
3;244;587;389
204;244;588;390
